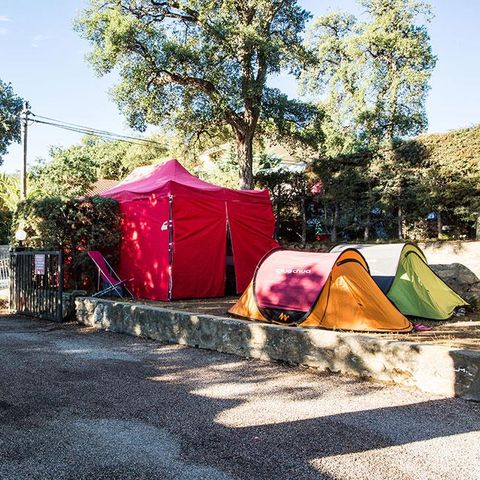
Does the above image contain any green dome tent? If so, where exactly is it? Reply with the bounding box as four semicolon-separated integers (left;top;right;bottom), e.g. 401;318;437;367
330;243;468;320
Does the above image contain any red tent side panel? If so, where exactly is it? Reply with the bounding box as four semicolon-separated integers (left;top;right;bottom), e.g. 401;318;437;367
227;197;279;294
254;251;339;311
118;198;170;300
171;196;227;299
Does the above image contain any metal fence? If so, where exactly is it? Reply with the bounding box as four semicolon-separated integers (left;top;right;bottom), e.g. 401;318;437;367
0;250;9;290
10;251;63;322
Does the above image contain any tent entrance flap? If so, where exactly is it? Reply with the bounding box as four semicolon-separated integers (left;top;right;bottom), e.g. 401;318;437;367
227;199;279;295
171;196;227;299
225;227;236;295
118;197;170;300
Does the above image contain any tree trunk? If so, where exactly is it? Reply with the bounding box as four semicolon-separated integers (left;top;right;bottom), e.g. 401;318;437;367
364;210;371;241
437;211;443;239
397;205;403;240
300;194;306;246
363;180;373;241
331;203;338;243
476;216;480;240
235;130;254;190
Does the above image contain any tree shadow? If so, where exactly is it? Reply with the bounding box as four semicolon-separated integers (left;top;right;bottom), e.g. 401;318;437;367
2;315;480;479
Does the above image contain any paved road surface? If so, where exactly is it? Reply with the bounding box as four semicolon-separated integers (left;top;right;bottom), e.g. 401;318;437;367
0;315;479;479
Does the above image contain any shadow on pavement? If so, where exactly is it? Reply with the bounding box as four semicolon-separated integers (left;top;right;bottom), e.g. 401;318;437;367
0;315;479;479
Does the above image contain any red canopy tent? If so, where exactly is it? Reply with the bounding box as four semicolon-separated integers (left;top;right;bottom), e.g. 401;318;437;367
101;159;278;300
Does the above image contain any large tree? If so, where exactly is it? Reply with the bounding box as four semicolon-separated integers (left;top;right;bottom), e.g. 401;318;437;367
302;12;365;157
359;0;437;143
76;0;310;189
0;80;23;162
303;0;436;238
304;0;436;150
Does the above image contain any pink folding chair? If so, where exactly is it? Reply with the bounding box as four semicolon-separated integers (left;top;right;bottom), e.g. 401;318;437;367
87;251;134;298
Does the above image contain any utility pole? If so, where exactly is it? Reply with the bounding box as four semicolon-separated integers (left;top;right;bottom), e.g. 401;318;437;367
20;101;30;200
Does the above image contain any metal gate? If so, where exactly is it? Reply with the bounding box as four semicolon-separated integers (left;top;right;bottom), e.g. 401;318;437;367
10;251;63;322
0;251;9;290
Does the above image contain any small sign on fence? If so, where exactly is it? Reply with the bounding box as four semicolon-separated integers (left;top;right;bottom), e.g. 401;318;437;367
34;254;45;275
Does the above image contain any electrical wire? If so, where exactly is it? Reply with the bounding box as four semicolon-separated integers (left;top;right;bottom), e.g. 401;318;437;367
30;119;159;148
32;113;156;142
30;118;162;146
29;113;165;148
30;113;157;141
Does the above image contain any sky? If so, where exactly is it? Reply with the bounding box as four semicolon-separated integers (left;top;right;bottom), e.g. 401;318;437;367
0;0;479;174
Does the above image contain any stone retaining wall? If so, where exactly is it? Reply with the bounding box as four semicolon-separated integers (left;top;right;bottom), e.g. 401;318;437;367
76;297;480;401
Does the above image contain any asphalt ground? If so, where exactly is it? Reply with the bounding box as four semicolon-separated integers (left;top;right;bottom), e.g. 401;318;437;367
0;315;479;480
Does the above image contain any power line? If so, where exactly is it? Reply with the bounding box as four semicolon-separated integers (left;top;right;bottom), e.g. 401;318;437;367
32;113;157;143
30;118;160;148
30;117;163;147
32;115;122;138
29;112;165;148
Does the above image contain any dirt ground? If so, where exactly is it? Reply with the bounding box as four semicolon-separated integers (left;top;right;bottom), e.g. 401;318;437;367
123;296;480;351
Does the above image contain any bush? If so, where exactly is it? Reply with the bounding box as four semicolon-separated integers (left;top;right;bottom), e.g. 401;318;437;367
256;169;314;244
0;209;12;244
12;196;121;290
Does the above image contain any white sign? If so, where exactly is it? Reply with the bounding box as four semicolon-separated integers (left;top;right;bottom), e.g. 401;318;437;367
34;254;45;275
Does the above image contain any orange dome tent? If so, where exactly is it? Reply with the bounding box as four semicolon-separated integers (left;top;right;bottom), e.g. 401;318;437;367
229;249;413;333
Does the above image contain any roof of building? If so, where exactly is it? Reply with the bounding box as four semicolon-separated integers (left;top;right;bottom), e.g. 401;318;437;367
85;179;120;196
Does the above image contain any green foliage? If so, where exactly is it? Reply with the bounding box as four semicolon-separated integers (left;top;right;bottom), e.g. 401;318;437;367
397;125;480;227
308;124;480;242
82;134;171;180
0;173;20;245
75;0;312;188
199;144;281;188
261;89;325;154
255;167;312;244
359;0;437;142
29;133;173;197
0;209;12;244
312;151;372;241
303;0;436;155
197;145;240;189
302;12;364;156
0;79;22;161
29;145;98;198
12;196;121;289
0;173;20;212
